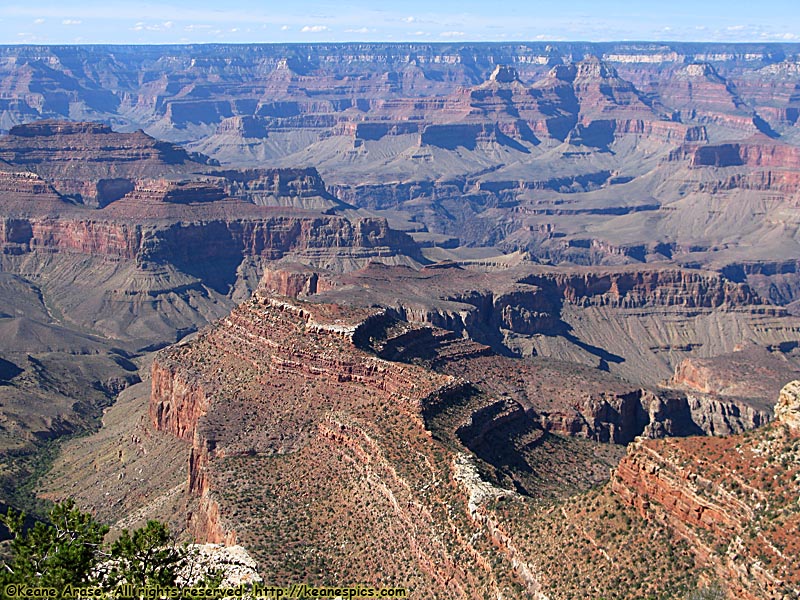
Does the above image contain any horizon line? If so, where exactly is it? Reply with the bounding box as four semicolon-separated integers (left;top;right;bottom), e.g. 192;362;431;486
2;39;800;47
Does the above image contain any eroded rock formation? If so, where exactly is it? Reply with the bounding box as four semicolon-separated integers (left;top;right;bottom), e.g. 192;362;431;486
148;291;533;595
611;382;800;599
775;380;800;432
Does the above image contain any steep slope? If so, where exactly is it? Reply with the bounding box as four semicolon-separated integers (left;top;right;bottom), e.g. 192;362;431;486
610;381;800;599
0;270;141;513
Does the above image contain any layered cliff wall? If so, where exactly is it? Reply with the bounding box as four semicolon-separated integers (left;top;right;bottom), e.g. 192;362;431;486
611;381;800;599
309;261;800;401
666;139;800;194
148;292;457;546
0;121;423;270
0;212;421;268
520;268;764;309
370;265;774;346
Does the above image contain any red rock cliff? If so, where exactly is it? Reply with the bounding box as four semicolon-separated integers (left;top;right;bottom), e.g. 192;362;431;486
149;292;455;547
611;382;800;599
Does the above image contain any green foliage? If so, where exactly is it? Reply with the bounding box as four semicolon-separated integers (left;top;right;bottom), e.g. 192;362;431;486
105;521;182;587
0;499;109;593
1;443;67;526
0;501;206;599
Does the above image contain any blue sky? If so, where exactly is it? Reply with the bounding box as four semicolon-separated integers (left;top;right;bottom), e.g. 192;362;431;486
1;1;799;45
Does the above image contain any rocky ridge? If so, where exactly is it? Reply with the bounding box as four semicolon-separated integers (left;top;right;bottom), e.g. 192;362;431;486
140;264;800;598
610;381;800;599
148;291;529;595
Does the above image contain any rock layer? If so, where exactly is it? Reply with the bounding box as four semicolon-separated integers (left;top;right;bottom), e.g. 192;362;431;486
775;380;800;432
148;292;535;595
611;385;800;599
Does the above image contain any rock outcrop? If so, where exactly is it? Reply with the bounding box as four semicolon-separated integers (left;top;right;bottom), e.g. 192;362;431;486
310;262;800;388
611;383;800;599
0;120;209;206
148;290;540;596
775;380;800;432
178;544;262;587
669;346;800;406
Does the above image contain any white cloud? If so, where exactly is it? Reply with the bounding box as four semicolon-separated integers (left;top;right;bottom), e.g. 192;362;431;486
301;25;329;32
281;25;290;31
345;27;370;33
132;21;176;32
33;18;44;25
440;31;464;37
402;16;415;23
62;19;81;25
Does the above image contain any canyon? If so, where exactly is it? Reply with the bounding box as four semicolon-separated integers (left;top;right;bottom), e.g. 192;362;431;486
0;120;423;513
1;40;800;598
128;272;797;597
